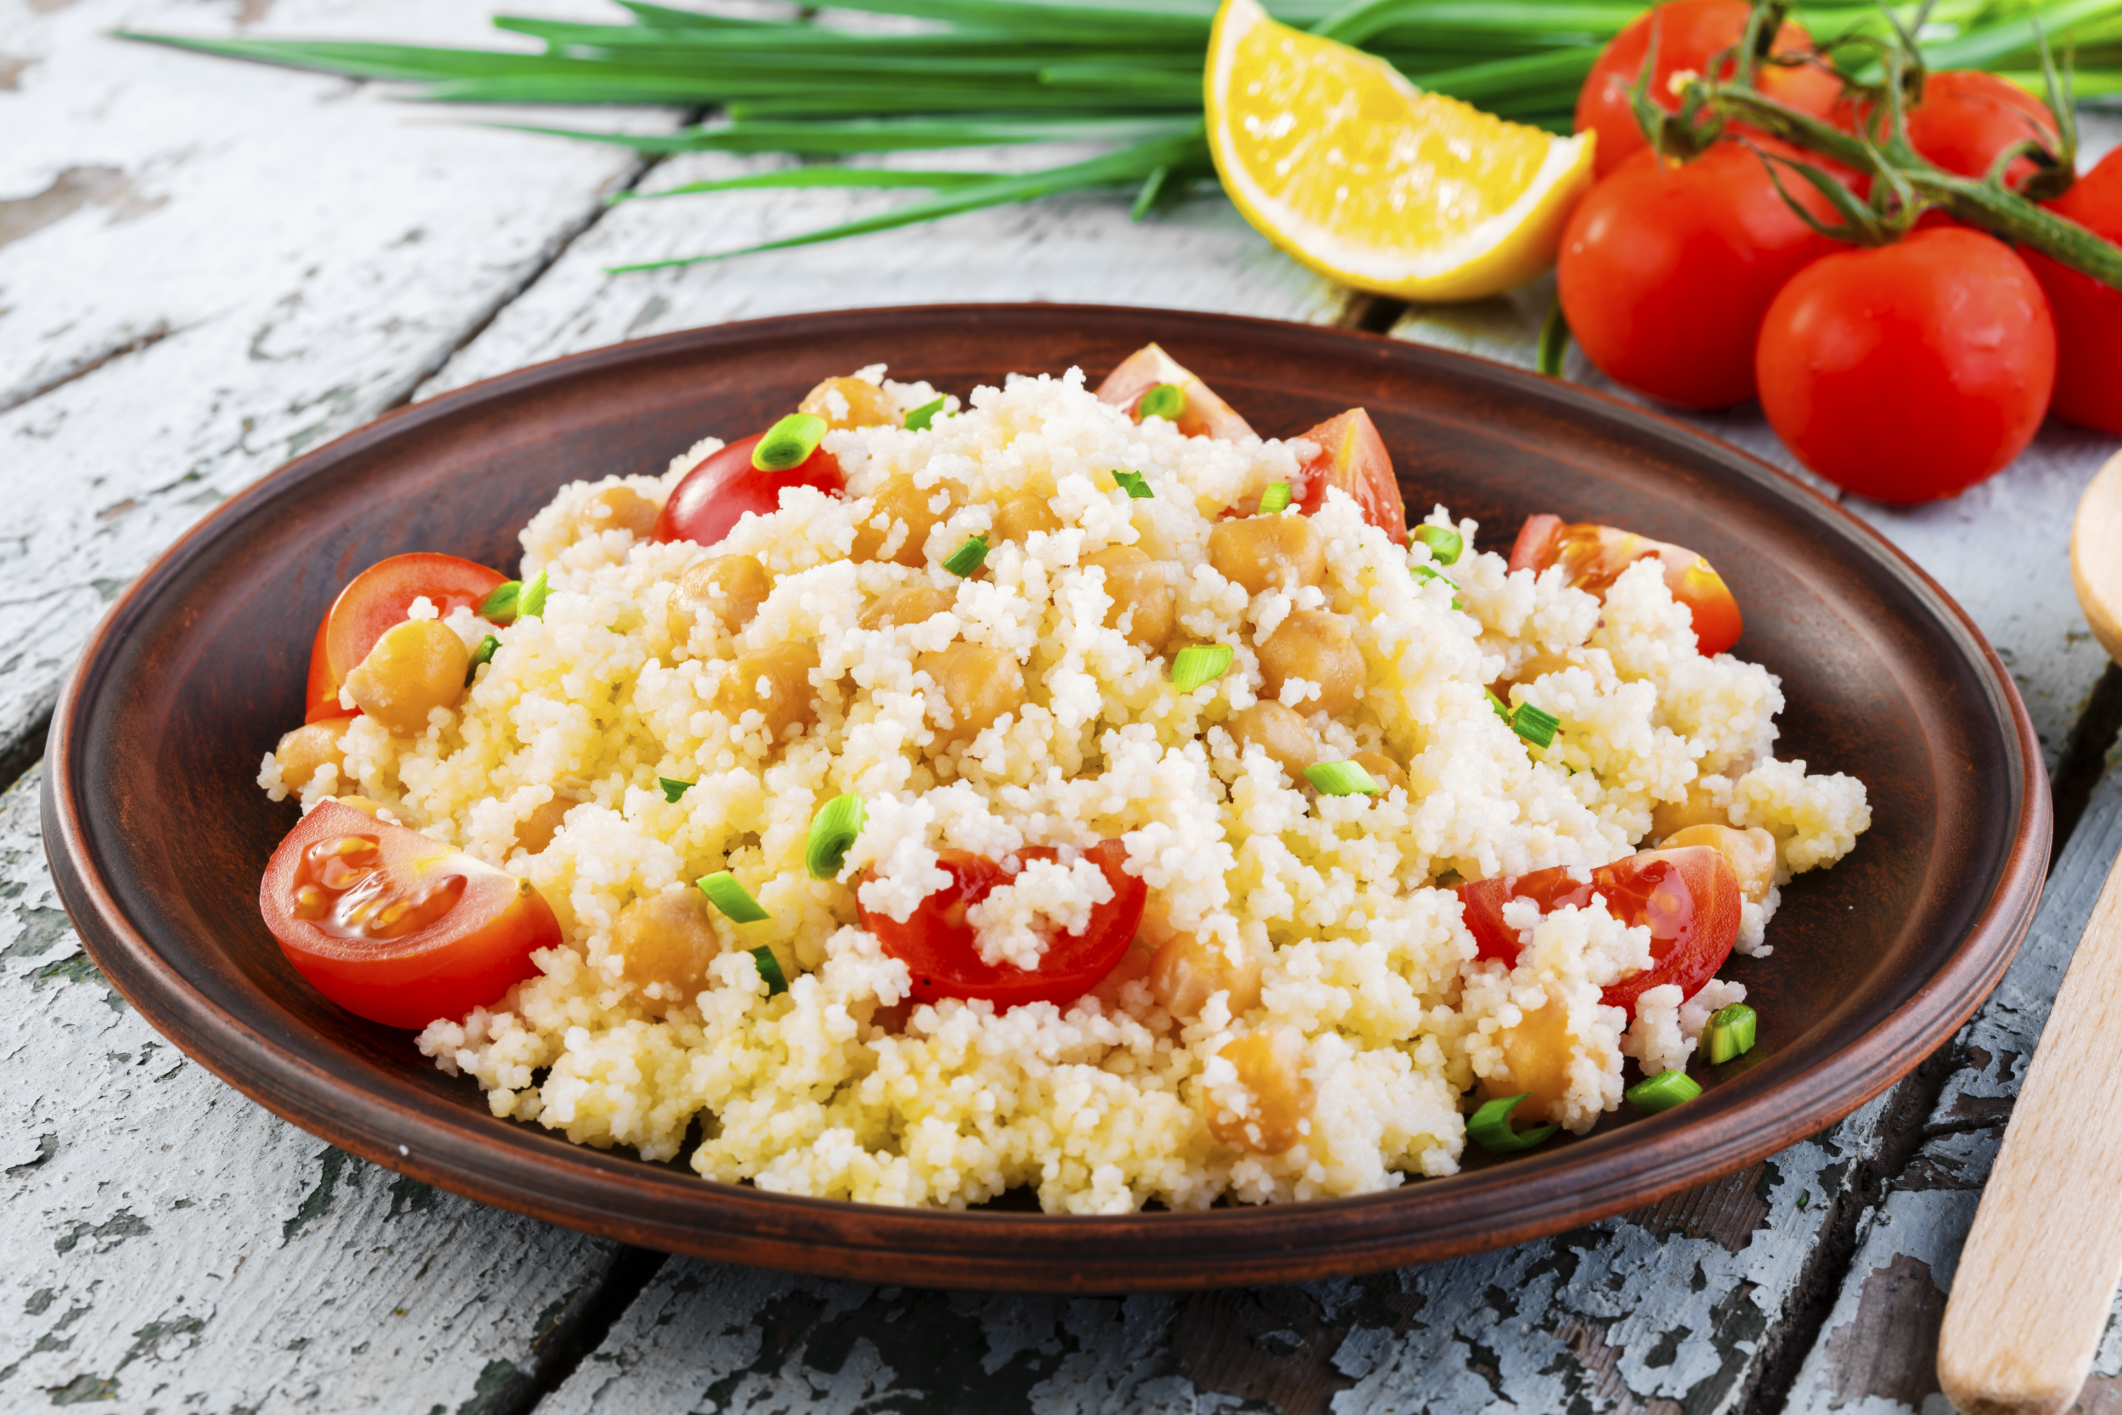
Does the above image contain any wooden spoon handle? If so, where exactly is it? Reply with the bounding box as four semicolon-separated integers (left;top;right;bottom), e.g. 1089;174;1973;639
1939;847;2122;1415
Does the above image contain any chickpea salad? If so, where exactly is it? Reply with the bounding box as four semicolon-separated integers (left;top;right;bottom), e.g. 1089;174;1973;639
255;344;1870;1212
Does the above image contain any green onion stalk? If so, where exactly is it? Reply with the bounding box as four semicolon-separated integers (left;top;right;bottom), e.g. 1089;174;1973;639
120;0;2122;271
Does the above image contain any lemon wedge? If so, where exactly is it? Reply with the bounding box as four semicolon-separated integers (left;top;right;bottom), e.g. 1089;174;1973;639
1205;0;1597;302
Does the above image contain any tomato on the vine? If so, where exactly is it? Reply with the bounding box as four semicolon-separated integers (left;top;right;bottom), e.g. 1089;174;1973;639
861;840;1147;1010
1837;70;2058;191
1755;228;2056;503
260;799;560;1028
1509;515;1743;655
1292;408;1405;537
1558;140;1842;409
653;432;846;548
305;553;508;723
2021;147;2122;436
1575;0;1840;180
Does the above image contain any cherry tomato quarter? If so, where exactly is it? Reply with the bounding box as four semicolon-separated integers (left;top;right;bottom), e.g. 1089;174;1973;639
1755;228;2057;503
2020;147;2122;435
653;432;846;548
1292;408;1406;537
1093;342;1259;442
306;553;508;724
1510;514;1743;655
260;799;560;1028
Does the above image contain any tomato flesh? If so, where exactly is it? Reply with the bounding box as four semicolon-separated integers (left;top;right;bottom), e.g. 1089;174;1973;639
1093;343;1259;442
861;839;1147;1009
260;800;559;1028
2022;147;2122;436
306;553;508;723
653;432;847;548
1456;846;1741;1017
1509;514;1742;655
1292;408;1406;537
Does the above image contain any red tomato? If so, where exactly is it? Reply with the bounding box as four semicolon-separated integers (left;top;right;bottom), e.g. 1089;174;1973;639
1575;0;1840;180
305;553;508;723
2021;148;2122;436
1509;514;1743;655
1558;140;1842;408
1093;342;1258;441
1292;408;1406;536
1836;70;2057;192
260;800;560;1028
652;432;846;548
861;840;1147;1010
1457;846;1741;1016
1756;228;2057;503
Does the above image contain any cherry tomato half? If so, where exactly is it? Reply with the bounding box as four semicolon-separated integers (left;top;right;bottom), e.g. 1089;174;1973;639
260;800;560;1028
2021;147;2122;436
861;839;1147;1010
1292;408;1406;537
1093;342;1259;442
652;432;847;548
305;553;508;723
1756;228;2057;503
1457;845;1741;1016
1509;514;1743;655
1575;0;1841;180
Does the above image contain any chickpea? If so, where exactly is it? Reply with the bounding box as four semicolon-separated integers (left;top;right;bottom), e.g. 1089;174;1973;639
720;642;819;738
1650;784;1732;841
992;492;1061;544
1256;610;1365;717
669;554;772;640
1207;1028;1315;1156
612;887;723;1013
1664;824;1778;903
1351;750;1407;795
798;375;898;431
344;619;470;736
513;794;580;856
1227;701;1317;782
1479;998;1575;1122
1493;650;1582;698
918;642;1026;741
274;723;346;793
1149;931;1263;1022
851;476;957;568
1085;546;1176;653
1208;514;1325;597
858;583;956;631
578;485;659;540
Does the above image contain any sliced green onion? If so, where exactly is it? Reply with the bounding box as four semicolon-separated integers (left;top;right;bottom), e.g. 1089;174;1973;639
750;412;828;471
517;568;551;620
699;870;769;923
1305;760;1383;797
1256;481;1292;515
1626;1070;1703;1114
1136;383;1186;422
1467;1092;1557;1154
1168;643;1234;693
1412;562;1464;610
942;534;990;577
1414;525;1464;565
806;792;866;879
465;634;500;684
1706;1003;1758;1065
1486;688;1514;722
903;395;946;431
658;776;693;803
1511;702;1560;750
748;943;789;995
1110;469;1154;500
480;581;522;624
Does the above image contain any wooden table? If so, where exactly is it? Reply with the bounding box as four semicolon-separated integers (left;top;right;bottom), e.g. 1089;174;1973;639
5;2;2118;1409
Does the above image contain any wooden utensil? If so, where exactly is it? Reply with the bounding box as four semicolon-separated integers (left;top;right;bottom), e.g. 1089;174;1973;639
1939;448;2122;1414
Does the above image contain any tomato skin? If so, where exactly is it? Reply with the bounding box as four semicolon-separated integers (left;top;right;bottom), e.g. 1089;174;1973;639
2021;148;2122;436
1093;343;1259;442
307;553;508;724
1456;845;1742;1016
1510;514;1743;655
1575;0;1839;180
1558;141;1841;409
861;839;1147;1010
1836;70;2057;192
260;800;559;1028
1756;228;2057;503
652;432;846;548
1292;408;1406;536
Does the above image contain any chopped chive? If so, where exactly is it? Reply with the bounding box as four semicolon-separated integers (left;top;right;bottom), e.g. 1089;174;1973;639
1305;760;1383;796
1168;643;1234;693
1511;702;1560;750
480;580;522;624
942;534;990;577
751;412;828;471
748;943;789;995
465;633;500;684
806;792;866;879
1626;1070;1703;1114
1467;1092;1557;1154
904;395;947;431
1414;525;1464;565
658;776;693;803
1412;562;1464;609
1706;1003;1758;1065
1256;481;1292;515
1110;469;1155;500
517;568;550;620
1486;688;1514;722
698;870;770;923
1136;382;1186;423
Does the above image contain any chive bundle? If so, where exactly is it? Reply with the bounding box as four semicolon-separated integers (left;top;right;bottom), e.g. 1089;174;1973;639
1467;1091;1557;1154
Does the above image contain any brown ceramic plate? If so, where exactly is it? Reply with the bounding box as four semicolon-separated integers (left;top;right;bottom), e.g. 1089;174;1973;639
43;305;2046;1292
